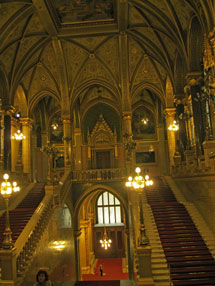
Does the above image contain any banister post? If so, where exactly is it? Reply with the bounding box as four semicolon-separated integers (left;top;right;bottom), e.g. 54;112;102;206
0;247;17;285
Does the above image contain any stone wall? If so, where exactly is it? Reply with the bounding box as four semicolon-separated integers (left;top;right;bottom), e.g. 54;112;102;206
174;176;215;235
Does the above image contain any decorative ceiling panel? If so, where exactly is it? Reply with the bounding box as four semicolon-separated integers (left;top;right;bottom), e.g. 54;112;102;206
128;5;145;25
24;12;47;34
40;42;60;85
71;35;108;51
0;42;18;77
0;2;28;28
76;57;116;88
128;35;144;81
28;64;59;99
96;36;119;82
62;40;88;86
133;56;162;88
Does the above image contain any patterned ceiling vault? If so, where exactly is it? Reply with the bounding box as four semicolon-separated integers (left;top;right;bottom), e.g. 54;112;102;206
0;0;214;120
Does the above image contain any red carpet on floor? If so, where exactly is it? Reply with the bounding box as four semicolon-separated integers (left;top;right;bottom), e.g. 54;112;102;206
82;258;129;281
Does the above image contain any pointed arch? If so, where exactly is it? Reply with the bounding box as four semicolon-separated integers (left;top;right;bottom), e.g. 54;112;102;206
189;17;204;72
14;85;28;117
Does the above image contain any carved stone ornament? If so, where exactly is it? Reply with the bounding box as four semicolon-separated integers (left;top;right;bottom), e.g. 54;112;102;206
88;114;115;146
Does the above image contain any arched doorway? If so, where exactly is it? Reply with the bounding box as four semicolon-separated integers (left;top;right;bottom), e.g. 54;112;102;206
74;185;133;281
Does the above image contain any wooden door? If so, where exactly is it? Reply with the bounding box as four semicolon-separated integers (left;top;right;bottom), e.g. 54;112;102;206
96;151;111;169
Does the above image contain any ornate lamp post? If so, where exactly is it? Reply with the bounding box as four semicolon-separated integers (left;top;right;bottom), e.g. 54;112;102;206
126;167;153;246
0;173;20;249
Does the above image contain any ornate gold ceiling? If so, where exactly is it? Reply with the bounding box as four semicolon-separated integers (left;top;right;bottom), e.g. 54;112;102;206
0;0;214;119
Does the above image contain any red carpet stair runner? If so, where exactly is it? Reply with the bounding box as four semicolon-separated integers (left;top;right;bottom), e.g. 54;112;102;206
145;177;215;286
0;183;45;247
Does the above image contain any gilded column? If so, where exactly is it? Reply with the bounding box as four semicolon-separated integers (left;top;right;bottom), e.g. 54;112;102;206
164;108;176;168
10;117;19;173
74;229;82;280
20;117;33;174
62;116;72;168
185;72;203;156
80;219;90;274
0;111;5;169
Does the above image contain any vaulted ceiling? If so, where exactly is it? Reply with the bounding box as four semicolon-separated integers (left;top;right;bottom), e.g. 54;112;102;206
0;0;214;120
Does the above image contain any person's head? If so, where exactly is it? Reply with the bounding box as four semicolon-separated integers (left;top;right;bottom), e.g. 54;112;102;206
36;270;49;283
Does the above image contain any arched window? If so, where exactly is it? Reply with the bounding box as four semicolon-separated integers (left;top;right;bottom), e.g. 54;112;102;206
97;191;122;225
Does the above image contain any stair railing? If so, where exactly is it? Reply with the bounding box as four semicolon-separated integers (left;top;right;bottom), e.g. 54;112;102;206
168;264;173;286
15;192;53;279
59;169;72;204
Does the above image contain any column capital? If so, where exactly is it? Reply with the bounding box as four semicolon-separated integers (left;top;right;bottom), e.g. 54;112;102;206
62;114;71;123
209;27;215;48
164;107;176;119
185;72;202;86
122;112;132;120
20;117;34;126
80;219;90;229
10;117;19;127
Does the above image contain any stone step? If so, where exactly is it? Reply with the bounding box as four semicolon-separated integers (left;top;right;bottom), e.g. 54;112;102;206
152;253;165;259
154;281;171;286
154;275;170;282
151;263;168;269
152;269;169;275
152;258;167;263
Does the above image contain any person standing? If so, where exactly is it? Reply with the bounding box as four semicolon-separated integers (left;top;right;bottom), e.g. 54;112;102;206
99;264;103;277
33;270;53;286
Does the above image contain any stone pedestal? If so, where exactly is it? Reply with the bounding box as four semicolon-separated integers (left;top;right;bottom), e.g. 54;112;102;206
184;148;196;171
45;184;54;195
203;140;215;168
136;246;154;286
0;248;17;283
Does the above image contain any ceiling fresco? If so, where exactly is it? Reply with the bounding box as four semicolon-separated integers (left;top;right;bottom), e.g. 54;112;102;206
53;0;115;23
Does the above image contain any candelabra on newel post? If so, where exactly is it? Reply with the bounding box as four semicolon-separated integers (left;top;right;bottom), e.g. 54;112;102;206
41;143;59;185
0;173;20;249
126;167;153;246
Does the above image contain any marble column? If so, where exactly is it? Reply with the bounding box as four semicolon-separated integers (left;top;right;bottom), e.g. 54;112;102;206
0;111;4;169
20;117;33;175
80;219;90;274
62;116;72;169
164;108;176;168
10;117;19;173
123;112;134;174
74;229;82;280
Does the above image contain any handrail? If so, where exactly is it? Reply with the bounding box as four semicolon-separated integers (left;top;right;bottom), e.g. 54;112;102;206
14;193;53;256
59;169;72;204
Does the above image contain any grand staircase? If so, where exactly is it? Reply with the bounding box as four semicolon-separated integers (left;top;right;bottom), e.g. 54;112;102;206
145;177;215;286
0;183;45;247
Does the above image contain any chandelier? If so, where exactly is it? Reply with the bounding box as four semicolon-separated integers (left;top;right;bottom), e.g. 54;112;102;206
168;120;179;131
11;130;25;140
100;228;112;250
